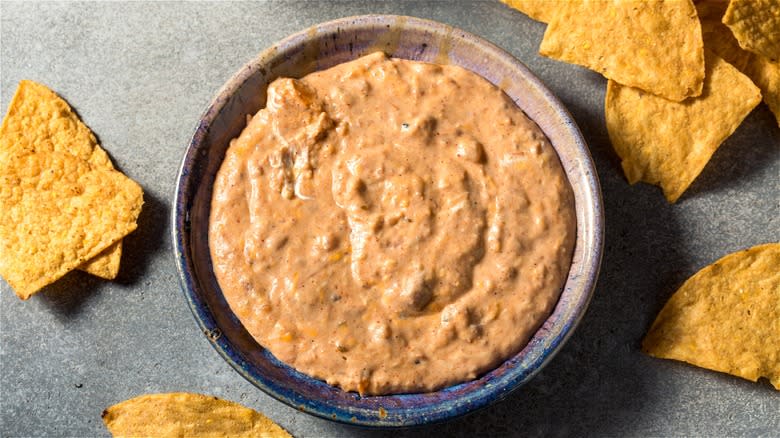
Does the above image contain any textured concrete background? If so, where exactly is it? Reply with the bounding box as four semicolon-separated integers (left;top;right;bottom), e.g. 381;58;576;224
1;1;778;437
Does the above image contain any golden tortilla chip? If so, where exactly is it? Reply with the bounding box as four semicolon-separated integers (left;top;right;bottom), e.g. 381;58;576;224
539;0;705;101
643;243;780;390
605;51;761;202
0;80;109;166
500;0;555;23
744;55;780;127
0;151;143;299
696;2;780;126
0;80;122;279
722;0;780;62
697;0;753;71
79;244;125;280
102;393;292;438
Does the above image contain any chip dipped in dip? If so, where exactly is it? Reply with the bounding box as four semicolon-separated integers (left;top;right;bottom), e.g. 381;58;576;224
209;52;575;395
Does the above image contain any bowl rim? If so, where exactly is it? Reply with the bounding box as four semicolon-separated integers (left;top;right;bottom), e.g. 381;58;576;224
172;14;604;428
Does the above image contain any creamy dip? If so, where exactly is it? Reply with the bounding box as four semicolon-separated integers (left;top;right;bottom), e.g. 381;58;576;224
209;52;575;395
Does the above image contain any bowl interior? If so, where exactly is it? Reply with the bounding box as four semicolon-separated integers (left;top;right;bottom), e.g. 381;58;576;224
173;15;603;427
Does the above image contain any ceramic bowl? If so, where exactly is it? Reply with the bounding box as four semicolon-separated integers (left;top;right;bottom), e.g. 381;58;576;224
173;15;603;427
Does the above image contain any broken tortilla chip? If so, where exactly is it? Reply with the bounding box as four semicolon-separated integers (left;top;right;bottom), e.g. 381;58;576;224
539;0;705;101
643;243;780;390
0;80;123;279
500;0;555;23
605;51;761;202
102;393;292;438
0;151;143;299
722;0;780;62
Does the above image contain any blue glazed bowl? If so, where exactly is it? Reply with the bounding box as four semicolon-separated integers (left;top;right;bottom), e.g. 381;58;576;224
173;15;603;427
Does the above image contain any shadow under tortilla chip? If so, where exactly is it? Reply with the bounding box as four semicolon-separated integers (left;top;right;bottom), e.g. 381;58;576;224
102;393;292;438
539;0;705;101
0;80;123;279
643;243;780;390
605;50;761;202
722;0;780;62
0;151;143;299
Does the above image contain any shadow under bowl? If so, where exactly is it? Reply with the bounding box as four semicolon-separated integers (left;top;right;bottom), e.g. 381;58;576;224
172;14;604;428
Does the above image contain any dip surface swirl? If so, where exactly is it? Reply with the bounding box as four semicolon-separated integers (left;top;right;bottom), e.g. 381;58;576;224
209;52;576;395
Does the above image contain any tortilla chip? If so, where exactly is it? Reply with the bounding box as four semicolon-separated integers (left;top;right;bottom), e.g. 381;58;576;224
501;0;555;23
0;80;123;279
78;245;125;280
605;51;761;202
697;0;753;71
539;0;705;101
0;80;109;166
722;0;780;62
102;393;292;438
744;55;780;127
643;243;780;390
695;2;780;126
0;151;143;299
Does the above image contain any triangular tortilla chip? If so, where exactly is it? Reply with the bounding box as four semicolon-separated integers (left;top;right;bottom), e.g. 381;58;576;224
102;393;292;438
539;0;705;101
722;0;780;62
500;0;556;23
643;243;780;390
605;51;761;202
0;151;143;299
0;80;123;279
697;1;780;126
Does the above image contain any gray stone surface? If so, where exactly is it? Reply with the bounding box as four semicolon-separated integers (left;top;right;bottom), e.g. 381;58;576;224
1;1;778;436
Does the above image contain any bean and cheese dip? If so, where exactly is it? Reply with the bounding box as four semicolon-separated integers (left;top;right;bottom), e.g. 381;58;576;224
209;52;575;394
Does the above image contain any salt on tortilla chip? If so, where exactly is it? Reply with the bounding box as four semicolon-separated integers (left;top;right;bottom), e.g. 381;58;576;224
0;80;123;279
0;151;143;299
643;243;780;390
722;0;780;62
744;55;780;127
539;0;705;101
605;51;761;202
102;393;292;438
500;0;555;23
